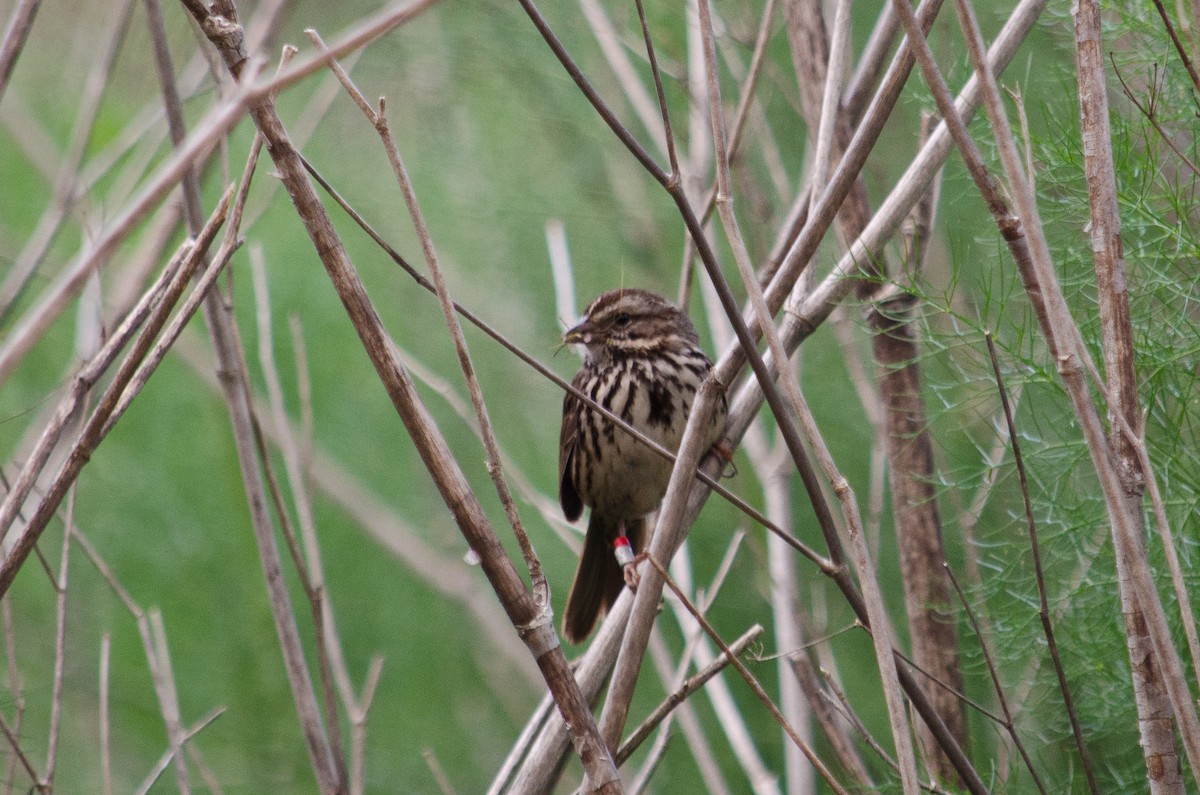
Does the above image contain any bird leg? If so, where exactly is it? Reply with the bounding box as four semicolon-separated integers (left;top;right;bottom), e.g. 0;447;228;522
709;439;738;478
613;530;641;592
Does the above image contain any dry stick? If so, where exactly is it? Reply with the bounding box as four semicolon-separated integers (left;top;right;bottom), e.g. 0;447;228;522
512;3;1032;790
647;555;849;795
487;693;560;795
631;0;678;179
698;0;922;790
579;0;668;161
921;0;1200;782
0;0;136;321
941;565;1047;793
423;748;459;795
843;4;899;122
641;628;733;795
148;609;193;795
617;624;764;766
41;494;73;793
0;599;22;795
0;0;426;391
299;157;830;573
881;142;965;786
1114;64;1200;180
71;526;221;791
250;246;363;771
661;542;775;795
1075;3;1195;788
147;4;348;788
0;189;232;566
245;265;350;783
0;0;39;102
348;657;385;795
305;30;546;596
743;420;811;792
1153;0;1200;94
867;207;963;785
514;0;1029;778
0;712;37;790
985;335;1098;792
0;234;196;544
676;0;778;306
132;709;225;795
180;3;622;791
100;633;113;795
788;652;874;788
805;0;852;224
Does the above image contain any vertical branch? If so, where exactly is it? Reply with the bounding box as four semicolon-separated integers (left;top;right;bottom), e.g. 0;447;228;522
896;0;1200;782
42;496;73;792
144;0;344;787
1074;2;1185;790
305;28;546;593
100;633;113;795
147;610;193;795
707;0;922;789
180;2;621;789
744;421;810;795
648;555;849;795
986;335;1099;793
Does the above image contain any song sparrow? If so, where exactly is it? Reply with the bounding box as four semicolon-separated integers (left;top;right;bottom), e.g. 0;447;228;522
558;288;727;643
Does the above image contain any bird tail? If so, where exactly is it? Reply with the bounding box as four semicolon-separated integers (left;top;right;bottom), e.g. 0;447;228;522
562;514;647;643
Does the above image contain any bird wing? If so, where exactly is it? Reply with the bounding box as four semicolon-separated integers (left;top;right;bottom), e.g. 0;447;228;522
558;372;586;522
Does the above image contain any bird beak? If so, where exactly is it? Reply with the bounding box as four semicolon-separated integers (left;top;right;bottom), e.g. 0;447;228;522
562;319;591;345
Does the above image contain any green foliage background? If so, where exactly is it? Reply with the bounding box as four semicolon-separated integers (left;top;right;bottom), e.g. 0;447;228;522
0;0;1197;792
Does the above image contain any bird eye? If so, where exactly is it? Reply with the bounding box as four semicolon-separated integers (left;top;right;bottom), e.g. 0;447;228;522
614;313;632;327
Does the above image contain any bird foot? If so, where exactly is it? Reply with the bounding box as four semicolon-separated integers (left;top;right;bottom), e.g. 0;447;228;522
623;552;647;592
710;439;737;478
613;536;644;592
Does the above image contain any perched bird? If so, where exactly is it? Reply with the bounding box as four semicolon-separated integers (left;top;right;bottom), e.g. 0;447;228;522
558;288;726;643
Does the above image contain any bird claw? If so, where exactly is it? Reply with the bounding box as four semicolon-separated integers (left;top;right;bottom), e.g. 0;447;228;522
710;439;737;478
623;552;647;592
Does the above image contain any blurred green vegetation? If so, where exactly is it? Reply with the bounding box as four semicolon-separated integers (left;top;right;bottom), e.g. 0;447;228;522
1;0;1197;792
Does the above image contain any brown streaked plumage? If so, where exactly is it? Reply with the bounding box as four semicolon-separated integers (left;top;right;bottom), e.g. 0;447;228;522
558;288;726;643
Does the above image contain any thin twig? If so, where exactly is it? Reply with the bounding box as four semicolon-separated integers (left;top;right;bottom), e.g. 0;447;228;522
648;555;848;795
985;334;1098;793
0;712;38;790
698;0;921;788
942;565;1047;794
617;624;764;765
306;28;546;595
0;0;41;103
132;708;226;795
183;2;620;787
1112;62;1200;179
100;632;113;795
0;189;234;588
42;491;74;792
148;609;193;795
1152;0;1200;94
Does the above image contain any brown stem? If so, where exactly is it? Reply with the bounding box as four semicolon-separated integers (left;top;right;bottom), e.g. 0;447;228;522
986;334;1099;793
180;1;622;789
